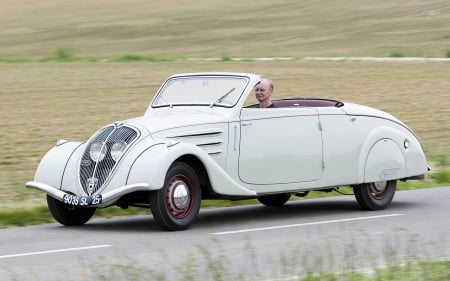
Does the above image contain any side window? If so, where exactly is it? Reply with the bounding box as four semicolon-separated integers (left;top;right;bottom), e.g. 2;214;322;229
243;93;258;108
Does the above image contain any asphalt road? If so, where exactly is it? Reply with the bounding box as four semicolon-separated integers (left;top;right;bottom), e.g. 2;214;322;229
1;187;449;281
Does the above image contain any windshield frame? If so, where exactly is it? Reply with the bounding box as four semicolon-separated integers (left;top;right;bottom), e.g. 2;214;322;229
151;74;251;108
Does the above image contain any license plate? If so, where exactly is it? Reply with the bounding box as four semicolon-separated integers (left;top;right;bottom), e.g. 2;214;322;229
62;194;102;206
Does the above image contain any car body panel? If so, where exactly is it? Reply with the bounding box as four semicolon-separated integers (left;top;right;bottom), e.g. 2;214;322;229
34;141;83;191
239;107;323;185
365;138;406;182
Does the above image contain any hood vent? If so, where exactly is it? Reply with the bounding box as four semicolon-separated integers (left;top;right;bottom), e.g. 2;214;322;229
167;128;224;155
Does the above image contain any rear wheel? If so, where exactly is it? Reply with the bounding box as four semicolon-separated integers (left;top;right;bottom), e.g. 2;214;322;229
257;194;291;207
47;195;96;226
353;180;396;210
150;162;201;231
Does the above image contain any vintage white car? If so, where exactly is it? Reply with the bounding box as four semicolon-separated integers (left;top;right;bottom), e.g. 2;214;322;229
27;72;429;230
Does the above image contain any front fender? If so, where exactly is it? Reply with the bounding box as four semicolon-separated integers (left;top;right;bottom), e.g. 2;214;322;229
127;141;256;197
34;141;84;189
126;142;174;189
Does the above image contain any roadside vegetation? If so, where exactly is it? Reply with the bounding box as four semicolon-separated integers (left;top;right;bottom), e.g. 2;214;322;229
27;259;447;281
78;260;450;281
7;233;449;280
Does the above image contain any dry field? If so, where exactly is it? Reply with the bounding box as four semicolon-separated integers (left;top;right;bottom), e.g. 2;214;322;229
0;0;449;59
0;60;449;208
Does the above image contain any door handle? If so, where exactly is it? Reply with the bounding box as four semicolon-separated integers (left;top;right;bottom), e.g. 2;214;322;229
233;125;237;151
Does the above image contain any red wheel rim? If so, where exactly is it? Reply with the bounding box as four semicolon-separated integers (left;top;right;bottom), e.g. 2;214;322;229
165;174;193;219
368;181;389;200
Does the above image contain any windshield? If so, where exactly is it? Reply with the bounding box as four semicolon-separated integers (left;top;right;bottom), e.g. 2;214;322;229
152;75;249;107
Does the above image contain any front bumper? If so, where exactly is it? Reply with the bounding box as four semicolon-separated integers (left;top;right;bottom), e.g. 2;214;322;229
26;181;151;207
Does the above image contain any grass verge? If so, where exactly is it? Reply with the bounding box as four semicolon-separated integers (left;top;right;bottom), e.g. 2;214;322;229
7;239;448;281
298;261;450;281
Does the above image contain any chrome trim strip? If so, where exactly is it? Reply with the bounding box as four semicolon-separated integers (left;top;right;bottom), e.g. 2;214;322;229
26;181;66;201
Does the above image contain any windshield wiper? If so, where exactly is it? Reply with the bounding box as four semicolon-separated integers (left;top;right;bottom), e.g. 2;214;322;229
157;94;173;108
209;87;236;108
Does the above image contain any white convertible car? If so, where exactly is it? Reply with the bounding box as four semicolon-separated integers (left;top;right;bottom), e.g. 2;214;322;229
27;72;429;230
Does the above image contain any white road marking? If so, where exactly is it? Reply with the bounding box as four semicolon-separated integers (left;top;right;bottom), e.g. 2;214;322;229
0;245;112;259
211;213;404;235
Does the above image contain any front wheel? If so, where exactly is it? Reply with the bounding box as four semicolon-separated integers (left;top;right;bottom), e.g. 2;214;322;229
47;195;96;226
353;180;396;210
150;162;201;231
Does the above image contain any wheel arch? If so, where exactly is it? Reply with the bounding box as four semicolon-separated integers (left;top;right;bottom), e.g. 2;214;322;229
127;142;198;189
174;154;216;199
126;142;218;197
357;126;408;183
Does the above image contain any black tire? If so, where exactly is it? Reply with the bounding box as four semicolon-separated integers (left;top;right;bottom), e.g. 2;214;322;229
47;195;96;226
150;162;201;231
257;193;291;207
353;180;396;210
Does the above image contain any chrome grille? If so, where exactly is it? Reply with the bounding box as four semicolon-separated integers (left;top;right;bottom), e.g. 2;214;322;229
79;125;138;195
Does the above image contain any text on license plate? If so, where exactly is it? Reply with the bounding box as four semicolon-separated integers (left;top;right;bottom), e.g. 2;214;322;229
63;194;102;206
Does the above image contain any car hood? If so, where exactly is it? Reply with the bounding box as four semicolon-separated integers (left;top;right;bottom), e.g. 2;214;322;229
124;109;229;135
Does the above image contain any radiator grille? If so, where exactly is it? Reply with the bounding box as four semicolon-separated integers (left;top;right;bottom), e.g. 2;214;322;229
79;125;138;195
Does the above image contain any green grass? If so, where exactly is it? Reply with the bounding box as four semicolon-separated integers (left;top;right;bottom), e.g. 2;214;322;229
0;205;54;227
430;170;450;184
302;261;450;281
390;50;405;58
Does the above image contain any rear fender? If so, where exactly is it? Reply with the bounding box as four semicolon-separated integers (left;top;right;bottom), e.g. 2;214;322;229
364;138;406;182
359;125;428;182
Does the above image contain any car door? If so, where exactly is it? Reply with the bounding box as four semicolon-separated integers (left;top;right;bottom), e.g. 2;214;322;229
238;108;323;185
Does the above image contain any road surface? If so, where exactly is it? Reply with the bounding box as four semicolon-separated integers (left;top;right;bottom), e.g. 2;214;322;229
1;187;449;280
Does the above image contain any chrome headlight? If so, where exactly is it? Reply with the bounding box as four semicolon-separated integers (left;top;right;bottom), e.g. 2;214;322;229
111;141;127;161
89;142;107;162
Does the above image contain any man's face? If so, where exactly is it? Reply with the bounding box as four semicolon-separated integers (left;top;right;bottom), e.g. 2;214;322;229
254;81;272;102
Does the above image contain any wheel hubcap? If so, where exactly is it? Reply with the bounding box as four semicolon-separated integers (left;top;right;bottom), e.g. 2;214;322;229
368;181;389;200
166;175;192;219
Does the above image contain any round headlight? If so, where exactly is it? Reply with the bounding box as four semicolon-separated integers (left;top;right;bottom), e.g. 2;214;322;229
89;142;107;162
111;141;127;161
